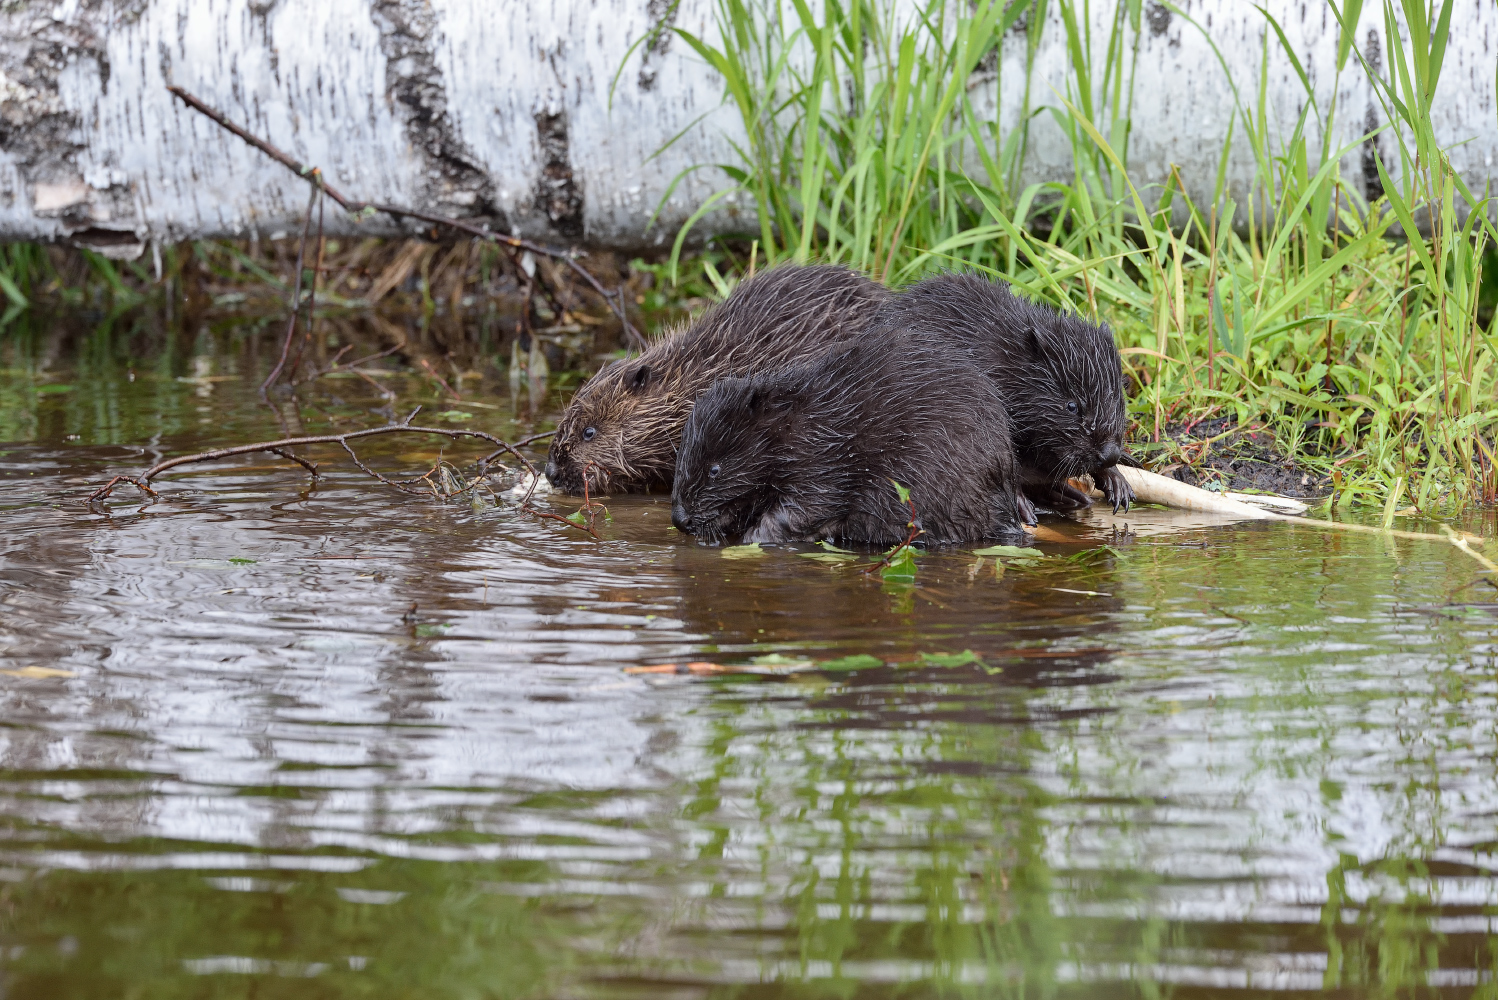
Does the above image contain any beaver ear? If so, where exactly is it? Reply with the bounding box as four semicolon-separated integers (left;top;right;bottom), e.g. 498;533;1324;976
626;364;652;392
1026;324;1045;357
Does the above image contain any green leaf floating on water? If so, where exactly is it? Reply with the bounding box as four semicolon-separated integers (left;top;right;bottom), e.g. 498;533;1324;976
881;545;917;580
972;544;1042;558
433;409;475;421
817;541;856;553
227;557;256;565
917;649;982;668
818;654;883;671
801;552;855;564
750;653;812;668
721;543;764;559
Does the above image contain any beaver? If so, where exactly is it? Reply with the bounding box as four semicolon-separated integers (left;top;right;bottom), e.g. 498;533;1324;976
545;264;890;495
870;273;1134;512
670;327;1026;547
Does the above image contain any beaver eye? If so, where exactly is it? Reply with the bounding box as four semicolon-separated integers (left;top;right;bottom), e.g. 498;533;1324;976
582;426;597;441
709;464;721;479
1066;401;1079;414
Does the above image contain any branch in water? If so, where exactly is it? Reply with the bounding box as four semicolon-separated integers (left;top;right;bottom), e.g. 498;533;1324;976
82;416;591;538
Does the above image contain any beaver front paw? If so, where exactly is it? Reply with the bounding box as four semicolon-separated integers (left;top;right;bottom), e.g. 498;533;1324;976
1095;465;1134;513
1023;482;1093;512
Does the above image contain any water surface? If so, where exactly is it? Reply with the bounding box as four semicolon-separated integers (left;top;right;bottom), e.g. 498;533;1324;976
1;332;1496;997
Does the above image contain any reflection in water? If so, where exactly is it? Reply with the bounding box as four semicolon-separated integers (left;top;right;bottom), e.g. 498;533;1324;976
0;337;1496;996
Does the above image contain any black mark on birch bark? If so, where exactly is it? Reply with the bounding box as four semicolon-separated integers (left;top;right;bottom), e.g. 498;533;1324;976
637;0;681;91
534;111;584;241
0;6;126;230
1362;29;1384;202
370;0;506;229
1147;2;1171;35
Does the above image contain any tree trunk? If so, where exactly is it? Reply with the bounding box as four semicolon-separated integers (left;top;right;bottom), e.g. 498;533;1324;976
0;0;1490;258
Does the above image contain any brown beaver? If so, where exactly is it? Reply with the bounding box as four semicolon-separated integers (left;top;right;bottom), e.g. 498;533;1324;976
669;327;1026;547
545;264;889;495
870;273;1134;512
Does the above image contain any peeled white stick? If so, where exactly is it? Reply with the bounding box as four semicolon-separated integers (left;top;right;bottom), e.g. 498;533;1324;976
1108;467;1277;519
1222;491;1309;515
1091;467;1487;551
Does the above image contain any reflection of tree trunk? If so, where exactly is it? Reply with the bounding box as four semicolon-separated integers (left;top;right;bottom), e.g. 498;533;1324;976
0;2;1491;253
0;487;171;838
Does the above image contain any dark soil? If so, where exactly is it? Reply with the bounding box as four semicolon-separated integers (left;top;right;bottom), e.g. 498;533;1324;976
1133;416;1334;499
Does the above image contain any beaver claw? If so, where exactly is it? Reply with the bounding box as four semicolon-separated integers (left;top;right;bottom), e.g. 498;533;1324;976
1096;465;1134;513
1015;490;1038;527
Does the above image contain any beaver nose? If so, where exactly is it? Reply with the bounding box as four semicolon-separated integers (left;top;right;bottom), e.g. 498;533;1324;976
544;460;558;484
1098;442;1122;466
670;503;690;533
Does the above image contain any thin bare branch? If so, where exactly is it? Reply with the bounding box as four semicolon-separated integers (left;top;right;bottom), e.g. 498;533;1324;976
261;181;320;395
80;420;600;540
167;85;647;350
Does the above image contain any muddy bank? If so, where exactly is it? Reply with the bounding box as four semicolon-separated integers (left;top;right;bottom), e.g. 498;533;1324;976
1135;415;1334;499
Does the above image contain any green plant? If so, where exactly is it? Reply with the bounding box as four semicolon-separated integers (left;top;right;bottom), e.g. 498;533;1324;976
661;0;1498;508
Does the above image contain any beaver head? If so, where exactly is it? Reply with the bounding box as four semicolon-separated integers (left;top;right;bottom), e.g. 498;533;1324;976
670;376;788;545
1004;313;1127;484
547;265;890;497
545;356;686;496
870;273;1130;489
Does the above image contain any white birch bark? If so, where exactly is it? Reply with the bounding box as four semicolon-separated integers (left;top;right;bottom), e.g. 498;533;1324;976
0;0;1491;258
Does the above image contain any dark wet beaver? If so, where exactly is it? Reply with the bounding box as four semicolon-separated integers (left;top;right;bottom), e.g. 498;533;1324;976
871;273;1133;512
670;327;1026;547
545;264;890;495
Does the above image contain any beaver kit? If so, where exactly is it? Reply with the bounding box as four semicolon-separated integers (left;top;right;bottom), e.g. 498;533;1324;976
870;273;1134;513
670;328;1027;547
545;264;889;495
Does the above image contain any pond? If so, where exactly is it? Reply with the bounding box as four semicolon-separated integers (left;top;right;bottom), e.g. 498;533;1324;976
1;325;1496;998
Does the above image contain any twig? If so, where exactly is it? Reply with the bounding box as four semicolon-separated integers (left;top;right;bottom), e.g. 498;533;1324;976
862;493;925;575
1439;525;1498;581
481;429;554;467
529;506;602;539
288;191;327;382
297;337;409;385
260;180;320;395
167;85;647;350
576;461;612;534
351;366;396;400
514;430;557;449
84;413;530;500
81;412;600;539
267;447;318;477
418;357;462;401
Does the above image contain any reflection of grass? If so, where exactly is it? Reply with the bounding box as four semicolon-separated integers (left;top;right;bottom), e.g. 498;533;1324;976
662;0;1495;510
0;860;593;998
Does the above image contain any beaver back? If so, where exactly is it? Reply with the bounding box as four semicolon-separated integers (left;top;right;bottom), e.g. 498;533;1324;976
671;327;1025;547
545;264;890;495
872;273;1128;490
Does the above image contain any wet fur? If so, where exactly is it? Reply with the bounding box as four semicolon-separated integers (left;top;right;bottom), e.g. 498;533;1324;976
546;264;890;495
671;328;1026;547
871;273;1133;511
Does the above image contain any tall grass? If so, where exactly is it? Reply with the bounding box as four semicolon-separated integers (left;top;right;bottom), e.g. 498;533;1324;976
663;0;1498;510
